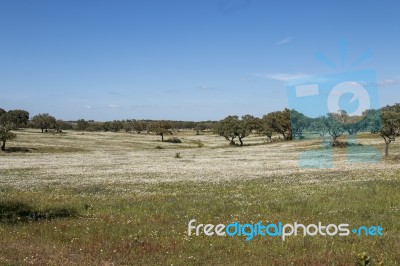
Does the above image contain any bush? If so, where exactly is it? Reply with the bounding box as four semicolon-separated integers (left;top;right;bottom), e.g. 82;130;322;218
331;141;363;148
0;201;78;224
155;145;164;149
165;137;182;143
174;152;181;158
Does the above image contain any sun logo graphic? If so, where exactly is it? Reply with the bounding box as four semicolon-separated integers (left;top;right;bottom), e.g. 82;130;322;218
286;41;381;168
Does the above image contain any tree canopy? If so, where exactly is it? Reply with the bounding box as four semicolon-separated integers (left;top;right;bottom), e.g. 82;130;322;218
0;108;27;151
31;113;57;132
214;115;260;146
148;121;172;142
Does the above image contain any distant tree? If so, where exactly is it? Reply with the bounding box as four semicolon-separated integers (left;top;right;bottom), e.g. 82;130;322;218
311;116;329;137
237;115;260;146
289;109;310;139
85;122;103;132
263;108;292;140
76;119;89;131
371;110;400;156
0;128;16;151
260;116;274;142
148;121;172;141
102;122;111;132
110;120;124;132
334;110;368;135
214;115;260;146
132;120;147;134
0;110;17;151
214;115;240;145
123;122;133;132
31;113;57;132
3;110;29;129
195;123;207;135
326;113;345;145
54;120;73;132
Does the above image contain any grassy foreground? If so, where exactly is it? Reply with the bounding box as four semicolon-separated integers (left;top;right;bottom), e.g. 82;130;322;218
1;130;399;265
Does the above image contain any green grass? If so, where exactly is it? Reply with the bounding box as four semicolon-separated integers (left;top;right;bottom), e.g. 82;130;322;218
0;179;398;265
0;129;399;265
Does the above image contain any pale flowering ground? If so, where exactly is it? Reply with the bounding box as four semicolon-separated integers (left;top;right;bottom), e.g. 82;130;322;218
1;130;398;189
0;129;399;265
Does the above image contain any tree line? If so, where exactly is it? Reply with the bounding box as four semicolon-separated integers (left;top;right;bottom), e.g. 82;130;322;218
214;106;400;156
1;104;400;155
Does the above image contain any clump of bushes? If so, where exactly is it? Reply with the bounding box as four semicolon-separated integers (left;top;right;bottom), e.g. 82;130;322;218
174;152;181;158
0;201;78;224
165;137;182;143
331;141;363;148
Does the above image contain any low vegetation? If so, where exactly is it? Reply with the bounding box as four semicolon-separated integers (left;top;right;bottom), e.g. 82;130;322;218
0;129;399;264
1;104;400;264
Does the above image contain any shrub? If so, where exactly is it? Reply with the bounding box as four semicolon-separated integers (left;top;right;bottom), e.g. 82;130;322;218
155;145;164;149
331;141;363;148
165;137;182;143
174;152;181;158
0;201;78;224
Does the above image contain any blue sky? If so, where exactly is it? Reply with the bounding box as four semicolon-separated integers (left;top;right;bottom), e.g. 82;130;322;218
0;0;399;121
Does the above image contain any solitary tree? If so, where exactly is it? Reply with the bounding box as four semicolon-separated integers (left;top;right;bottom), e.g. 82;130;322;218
32;113;57;132
371;110;400;156
148;121;172;141
0;129;16;151
0;110;17;151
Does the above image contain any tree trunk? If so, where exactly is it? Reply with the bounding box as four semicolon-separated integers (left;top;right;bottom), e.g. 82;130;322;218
385;142;390;156
239;137;243;146
41;128;44;133
332;136;338;146
1;140;5;151
161;133;164;142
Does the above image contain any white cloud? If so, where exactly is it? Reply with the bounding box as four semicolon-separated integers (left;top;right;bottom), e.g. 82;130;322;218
377;79;400;87
197;85;217;91
276;36;294;45
85;105;91;109
108;104;118;108
253;72;308;81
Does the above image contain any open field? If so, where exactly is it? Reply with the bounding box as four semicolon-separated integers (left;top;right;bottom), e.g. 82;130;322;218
1;130;400;265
